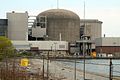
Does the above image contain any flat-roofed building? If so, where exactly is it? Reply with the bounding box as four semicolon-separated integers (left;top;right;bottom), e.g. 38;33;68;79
12;41;68;51
0;19;8;36
95;37;120;57
7;11;28;40
80;19;102;41
75;19;102;55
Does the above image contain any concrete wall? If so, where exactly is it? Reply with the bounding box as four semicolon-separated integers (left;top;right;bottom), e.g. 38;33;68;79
47;19;80;42
12;41;68;51
95;37;120;46
7;12;28;40
95;37;120;54
32;27;46;37
96;46;120;53
95;38;102;47
12;41;30;50
80;19;102;41
38;9;80;42
29;41;68;51
80;19;102;49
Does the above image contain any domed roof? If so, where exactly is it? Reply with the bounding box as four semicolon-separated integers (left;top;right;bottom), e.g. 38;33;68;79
38;9;80;20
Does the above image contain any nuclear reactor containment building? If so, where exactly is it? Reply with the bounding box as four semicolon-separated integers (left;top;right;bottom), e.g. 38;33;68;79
0;10;104;54
35;9;80;42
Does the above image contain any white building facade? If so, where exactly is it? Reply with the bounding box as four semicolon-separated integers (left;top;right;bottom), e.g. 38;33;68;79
7;12;28;40
12;41;68;51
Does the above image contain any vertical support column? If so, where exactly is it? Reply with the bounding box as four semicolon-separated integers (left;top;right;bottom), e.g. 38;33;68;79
88;43;90;55
43;56;44;80
74;58;76;80
83;42;86;80
47;51;49;80
87;43;88;55
80;43;82;54
90;43;92;54
109;58;113;80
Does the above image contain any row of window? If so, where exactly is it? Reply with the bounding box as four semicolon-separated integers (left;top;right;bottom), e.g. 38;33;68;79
0;32;5;36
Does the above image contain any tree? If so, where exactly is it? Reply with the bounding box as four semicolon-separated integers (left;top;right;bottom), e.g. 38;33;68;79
0;36;14;60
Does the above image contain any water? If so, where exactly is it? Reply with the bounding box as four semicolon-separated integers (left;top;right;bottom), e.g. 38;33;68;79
112;60;120;76
60;59;120;77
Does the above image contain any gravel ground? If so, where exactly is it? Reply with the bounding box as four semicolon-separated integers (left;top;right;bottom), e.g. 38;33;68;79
29;59;118;80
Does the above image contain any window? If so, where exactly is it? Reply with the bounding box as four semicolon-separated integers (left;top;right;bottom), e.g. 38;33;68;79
59;45;65;48
40;23;45;28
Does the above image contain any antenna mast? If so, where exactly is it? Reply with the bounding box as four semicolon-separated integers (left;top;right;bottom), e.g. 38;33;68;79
83;1;86;80
84;0;86;35
57;0;59;9
84;1;85;20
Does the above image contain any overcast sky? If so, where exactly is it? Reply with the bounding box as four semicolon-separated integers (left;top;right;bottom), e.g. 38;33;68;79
0;0;120;37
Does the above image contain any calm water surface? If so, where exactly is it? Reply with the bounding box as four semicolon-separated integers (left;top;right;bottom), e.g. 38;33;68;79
60;59;120;76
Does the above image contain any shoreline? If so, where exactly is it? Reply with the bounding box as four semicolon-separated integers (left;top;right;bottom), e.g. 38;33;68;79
30;59;119;80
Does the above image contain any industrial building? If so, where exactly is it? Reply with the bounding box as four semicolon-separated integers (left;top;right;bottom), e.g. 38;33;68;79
95;37;120;57
0;19;7;36
7;11;28;40
0;9;104;56
0;9;120;57
4;10;102;44
76;19;102;55
80;19;102;43
32;9;80;42
12;41;68;51
12;41;69;56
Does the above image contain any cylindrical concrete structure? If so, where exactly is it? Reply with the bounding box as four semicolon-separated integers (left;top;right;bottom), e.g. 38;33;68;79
37;9;80;42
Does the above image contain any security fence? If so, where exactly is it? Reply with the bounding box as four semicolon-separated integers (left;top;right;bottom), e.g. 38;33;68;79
0;55;120;80
0;57;45;80
47;58;120;80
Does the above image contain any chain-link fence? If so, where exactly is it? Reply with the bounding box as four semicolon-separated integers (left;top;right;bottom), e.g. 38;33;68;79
0;55;120;80
0;57;45;80
43;58;120;80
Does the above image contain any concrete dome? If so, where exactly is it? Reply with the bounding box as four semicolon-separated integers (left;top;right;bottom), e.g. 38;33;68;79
38;9;80;20
37;9;80;42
